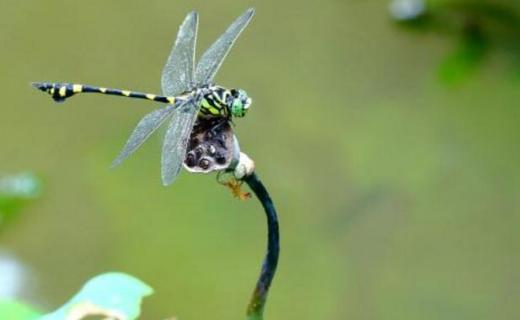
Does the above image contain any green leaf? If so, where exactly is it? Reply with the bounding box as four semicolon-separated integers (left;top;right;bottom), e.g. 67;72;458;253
0;172;41;199
0;172;41;227
0;300;41;320
40;272;153;320
438;29;488;85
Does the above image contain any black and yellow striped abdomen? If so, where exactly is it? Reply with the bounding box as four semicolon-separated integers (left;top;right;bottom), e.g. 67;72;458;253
32;82;234;119
32;82;180;105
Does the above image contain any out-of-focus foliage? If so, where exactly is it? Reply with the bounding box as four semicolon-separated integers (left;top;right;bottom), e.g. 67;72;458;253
0;300;40;320
0;172;41;229
0;273;152;320
1;1;519;319
391;0;520;84
40;273;153;320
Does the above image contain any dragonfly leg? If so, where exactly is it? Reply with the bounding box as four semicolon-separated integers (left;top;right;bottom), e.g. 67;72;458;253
206;119;229;138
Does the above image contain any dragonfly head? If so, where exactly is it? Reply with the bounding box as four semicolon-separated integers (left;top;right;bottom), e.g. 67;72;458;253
230;89;252;118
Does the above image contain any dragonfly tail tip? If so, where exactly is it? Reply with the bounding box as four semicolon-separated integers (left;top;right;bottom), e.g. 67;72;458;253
30;82;44;91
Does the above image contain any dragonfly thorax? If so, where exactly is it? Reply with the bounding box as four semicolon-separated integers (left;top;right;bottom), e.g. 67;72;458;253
199;86;252;119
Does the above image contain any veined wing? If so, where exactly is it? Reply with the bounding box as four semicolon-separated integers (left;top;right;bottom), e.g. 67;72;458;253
161;100;199;185
112;105;176;168
161;11;198;96
194;8;255;85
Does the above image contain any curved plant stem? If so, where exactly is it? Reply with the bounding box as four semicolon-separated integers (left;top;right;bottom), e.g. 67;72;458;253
243;172;280;320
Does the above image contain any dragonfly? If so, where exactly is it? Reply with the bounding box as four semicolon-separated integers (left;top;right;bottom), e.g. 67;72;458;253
33;8;255;186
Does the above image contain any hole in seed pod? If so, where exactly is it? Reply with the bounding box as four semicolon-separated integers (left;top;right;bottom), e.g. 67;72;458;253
199;158;211;170
188;138;199;149
194;146;204;157
186;153;196;167
215;153;227;165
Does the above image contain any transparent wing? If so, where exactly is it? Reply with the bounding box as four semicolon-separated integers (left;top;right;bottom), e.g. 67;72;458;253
195;8;255;85
161;101;199;185
161;11;198;96
112;105;176;167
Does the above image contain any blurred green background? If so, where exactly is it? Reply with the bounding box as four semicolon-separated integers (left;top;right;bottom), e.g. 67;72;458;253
1;0;519;319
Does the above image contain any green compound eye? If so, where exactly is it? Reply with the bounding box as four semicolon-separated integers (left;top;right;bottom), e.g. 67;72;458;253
232;99;245;117
231;89;251;117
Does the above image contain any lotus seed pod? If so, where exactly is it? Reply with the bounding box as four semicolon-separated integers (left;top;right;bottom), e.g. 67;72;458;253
183;117;240;173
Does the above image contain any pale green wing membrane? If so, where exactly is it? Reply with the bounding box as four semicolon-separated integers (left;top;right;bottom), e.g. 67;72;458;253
195;8;255;85
113;11;199;174
159;11;200;184
112;105;176;167
161;11;198;96
161;101;199;185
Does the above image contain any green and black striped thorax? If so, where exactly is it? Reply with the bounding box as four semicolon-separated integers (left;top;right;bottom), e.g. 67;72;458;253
199;85;238;119
191;85;252;119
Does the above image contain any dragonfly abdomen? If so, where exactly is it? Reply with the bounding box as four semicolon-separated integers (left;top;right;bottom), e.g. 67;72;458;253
32;82;178;105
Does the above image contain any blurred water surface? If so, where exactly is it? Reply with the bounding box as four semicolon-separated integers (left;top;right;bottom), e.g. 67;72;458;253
0;0;519;319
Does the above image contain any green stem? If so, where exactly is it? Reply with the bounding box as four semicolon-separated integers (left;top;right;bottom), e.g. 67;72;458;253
243;172;280;320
